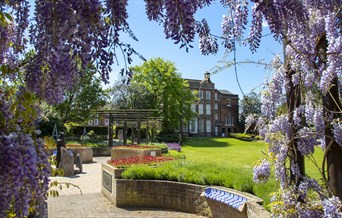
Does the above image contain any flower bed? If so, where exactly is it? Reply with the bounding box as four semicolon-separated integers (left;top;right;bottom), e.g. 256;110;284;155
108;156;175;168
111;145;162;160
114;145;159;149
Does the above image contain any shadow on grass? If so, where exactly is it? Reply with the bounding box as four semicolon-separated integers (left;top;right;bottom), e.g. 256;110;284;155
183;137;230;147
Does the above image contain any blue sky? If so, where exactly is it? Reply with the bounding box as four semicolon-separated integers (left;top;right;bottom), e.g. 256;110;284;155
108;1;283;98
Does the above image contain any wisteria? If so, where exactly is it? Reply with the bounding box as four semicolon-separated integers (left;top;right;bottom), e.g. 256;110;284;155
253;159;270;183
1;0;341;217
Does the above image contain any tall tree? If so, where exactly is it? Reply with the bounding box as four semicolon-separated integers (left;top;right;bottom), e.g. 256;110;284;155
55;65;108;124
108;81;153;109
240;92;262;121
131;58;196;133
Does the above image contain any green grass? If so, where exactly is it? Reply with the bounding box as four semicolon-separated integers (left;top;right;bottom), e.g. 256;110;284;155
121;137;324;208
181;137;267;169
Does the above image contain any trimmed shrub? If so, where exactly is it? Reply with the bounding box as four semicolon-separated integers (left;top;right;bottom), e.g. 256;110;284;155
230;133;255;141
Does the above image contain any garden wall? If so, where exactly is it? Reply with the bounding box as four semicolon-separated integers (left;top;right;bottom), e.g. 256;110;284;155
101;163;270;218
111;148;162;160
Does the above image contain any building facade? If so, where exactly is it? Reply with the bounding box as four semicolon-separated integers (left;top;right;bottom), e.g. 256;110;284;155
181;76;239;137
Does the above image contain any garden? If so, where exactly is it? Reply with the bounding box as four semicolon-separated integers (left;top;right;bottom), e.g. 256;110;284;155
101;137;324;208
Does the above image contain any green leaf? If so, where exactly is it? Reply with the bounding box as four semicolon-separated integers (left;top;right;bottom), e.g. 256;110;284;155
4;13;13;21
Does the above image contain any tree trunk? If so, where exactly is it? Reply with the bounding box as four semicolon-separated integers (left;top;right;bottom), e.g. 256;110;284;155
317;35;342;199
323;76;342;199
286;70;305;186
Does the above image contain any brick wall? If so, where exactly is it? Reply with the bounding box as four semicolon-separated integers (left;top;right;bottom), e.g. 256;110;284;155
101;163;270;218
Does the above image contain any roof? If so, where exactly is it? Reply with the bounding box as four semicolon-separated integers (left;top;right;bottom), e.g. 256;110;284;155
218;89;233;95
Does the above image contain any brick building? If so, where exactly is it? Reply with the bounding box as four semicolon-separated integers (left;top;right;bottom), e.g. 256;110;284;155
181;75;239;136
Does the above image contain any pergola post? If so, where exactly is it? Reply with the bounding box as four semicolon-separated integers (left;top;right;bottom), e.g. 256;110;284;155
108;111;113;147
123;119;127;145
146;121;150;142
137;114;141;144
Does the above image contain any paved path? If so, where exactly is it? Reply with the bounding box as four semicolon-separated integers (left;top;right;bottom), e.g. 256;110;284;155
48;157;204;218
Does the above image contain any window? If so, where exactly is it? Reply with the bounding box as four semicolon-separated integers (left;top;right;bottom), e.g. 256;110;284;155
199;90;203;99
227;99;231;107
206;91;211;99
215;113;218;120
94;119;99;126
206;104;211;115
199;104;203;114
215;93;218;101
215;103;218;110
105;118;109;126
190;119;196;132
191;104;196;113
198;119;204;132
88;120;93;125
183;123;188;132
206;120;211;133
226;113;232;126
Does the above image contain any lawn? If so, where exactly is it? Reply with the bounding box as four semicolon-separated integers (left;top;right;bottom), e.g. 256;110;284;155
181;137;267;170
122;136;325;208
180;137;325;206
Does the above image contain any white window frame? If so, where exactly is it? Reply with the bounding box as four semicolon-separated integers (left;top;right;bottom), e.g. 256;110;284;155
215;103;218;110
206;120;211;133
215;93;218;101
88;120;93;125
227;99;232;107
199;90;203;99
94;119;99;126
226;113;232;126
199;104;203;115
206;104;211;115
198;119;204;132
191;104;196;113
206;91;211;99
190;118;197;133
105;118;109;126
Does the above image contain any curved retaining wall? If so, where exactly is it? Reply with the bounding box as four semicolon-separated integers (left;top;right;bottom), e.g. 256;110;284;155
101;163;270;218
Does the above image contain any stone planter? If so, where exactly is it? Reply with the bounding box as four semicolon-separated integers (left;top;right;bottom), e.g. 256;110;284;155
111;147;162;160
45;146;93;163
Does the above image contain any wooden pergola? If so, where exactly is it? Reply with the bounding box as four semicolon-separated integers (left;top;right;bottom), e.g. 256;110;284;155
94;109;163;146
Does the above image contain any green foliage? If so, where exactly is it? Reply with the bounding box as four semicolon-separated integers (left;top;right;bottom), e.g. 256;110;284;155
240;91;262;128
230;133;255;141
67;125;108;136
44;136;57;149
122;160;255;193
54;65;108;124
108;81;154;109
156;133;182;143
131;58;196;133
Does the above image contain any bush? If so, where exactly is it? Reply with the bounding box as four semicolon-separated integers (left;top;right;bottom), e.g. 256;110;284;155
121;160;255;195
70;126;108;136
156;133;185;143
230;133;255;141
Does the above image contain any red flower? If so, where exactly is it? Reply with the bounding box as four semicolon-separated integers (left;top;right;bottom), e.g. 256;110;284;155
108;156;175;167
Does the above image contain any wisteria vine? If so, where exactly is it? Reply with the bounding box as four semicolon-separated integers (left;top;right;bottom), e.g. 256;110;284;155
0;0;341;217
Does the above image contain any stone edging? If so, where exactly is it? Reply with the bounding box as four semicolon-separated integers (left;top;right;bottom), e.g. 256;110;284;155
101;163;270;218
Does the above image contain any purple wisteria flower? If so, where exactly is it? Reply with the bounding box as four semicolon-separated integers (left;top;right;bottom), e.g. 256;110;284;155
323;196;342;218
166;143;181;152
253;159;270;183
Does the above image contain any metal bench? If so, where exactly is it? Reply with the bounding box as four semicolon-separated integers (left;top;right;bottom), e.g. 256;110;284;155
204;187;247;209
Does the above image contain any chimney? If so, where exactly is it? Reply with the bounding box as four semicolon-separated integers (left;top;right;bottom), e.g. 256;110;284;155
204;72;211;83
